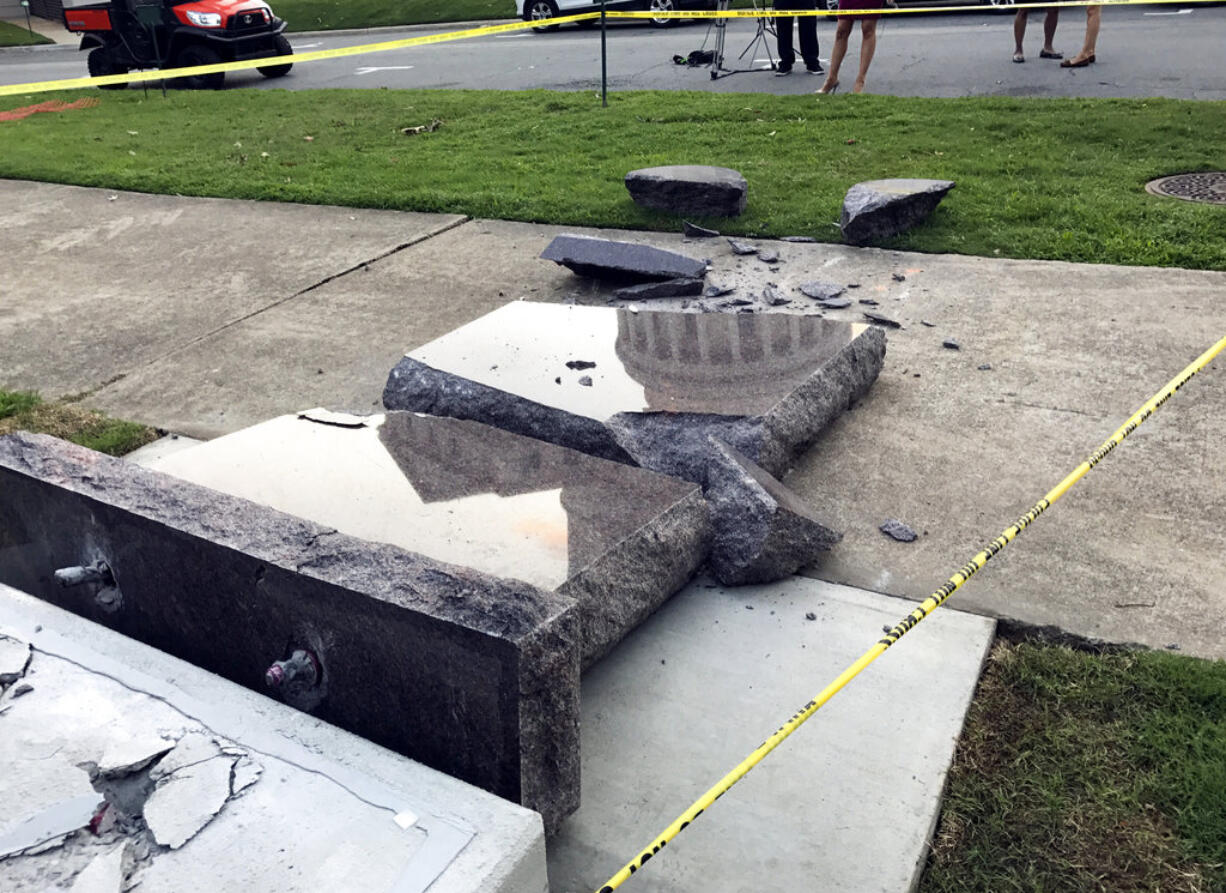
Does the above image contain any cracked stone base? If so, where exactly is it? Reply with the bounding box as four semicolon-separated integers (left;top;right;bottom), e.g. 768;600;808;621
0;433;579;832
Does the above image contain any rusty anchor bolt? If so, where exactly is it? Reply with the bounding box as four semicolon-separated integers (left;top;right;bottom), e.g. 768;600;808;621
265;649;320;691
54;560;115;588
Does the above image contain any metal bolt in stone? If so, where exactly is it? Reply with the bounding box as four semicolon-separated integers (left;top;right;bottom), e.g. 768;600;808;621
54;560;115;588
264;649;320;690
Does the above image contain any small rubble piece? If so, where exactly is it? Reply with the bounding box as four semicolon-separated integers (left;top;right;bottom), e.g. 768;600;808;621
725;298;754;307
920;319;936;327
143;733;238;850
705;283;736;298
541;234;707;283
863;311;903;329
978;363;992;371
763;287;791;306
840;178;956;245
892;273;906;282
682;220;720;238
624;165;748;217
728;239;758;256
565;360;597;370
880;519;919;543
757;249;780;264
805;612;817;621
705;438;841;586
817;297;852;309
781;236;818;243
613;277;705;301
0;634;31;687
942;339;961;350
859;298;879;306
578;376;594;387
799;280;846;301
68;845;125;893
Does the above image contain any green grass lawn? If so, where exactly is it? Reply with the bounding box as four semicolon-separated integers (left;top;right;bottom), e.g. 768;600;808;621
921;641;1226;893
0;390;157;456
0;20;52;47
1;89;1224;270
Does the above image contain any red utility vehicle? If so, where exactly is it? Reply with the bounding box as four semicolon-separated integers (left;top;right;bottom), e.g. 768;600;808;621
63;0;292;89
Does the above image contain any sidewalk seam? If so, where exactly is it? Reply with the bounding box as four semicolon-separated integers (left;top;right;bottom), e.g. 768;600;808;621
94;214;471;390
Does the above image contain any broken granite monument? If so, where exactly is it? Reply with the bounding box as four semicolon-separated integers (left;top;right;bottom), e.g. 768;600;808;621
144;410;709;669
840;178;956;246
540;234;707;282
0;432;582;831
624;165;748;218
383;302;887;485
704;439;840;586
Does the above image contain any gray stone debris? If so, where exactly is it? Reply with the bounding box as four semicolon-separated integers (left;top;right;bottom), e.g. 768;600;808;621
943;339;961;350
682;221;720;238
541;234;707;283
840;178;956;245
757;249;780;264
704;439;841;586
859;298;879;306
612;277;705;301
799;281;846;302
781;235;817;243
978;363;992;371
624;165;748;217
893;273;907;282
705;283;736;298
763;287;791;306
864;311;903;329
578;376;593;387
816;297;852;310
144;748;235;849
0;634;31;686
921;319;936;327
727;239;758;256
880;519;919;542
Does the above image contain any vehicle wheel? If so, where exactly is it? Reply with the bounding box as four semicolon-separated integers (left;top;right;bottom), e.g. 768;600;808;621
824;0;839;11
647;0;677;26
525;0;560;32
258;34;293;78
985;0;1016;8
87;46;129;90
174;44;224;89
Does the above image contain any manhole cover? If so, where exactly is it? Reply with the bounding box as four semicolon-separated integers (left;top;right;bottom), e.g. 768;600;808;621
1145;172;1226;205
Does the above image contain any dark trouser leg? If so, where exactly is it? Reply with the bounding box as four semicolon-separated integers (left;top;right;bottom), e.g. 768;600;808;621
776;14;797;69
798;8;820;68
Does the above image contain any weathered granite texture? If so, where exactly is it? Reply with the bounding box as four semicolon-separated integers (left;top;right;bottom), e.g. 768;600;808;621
704;439;840;586
541;234;708;283
0;433;580;831
385;303;888;486
147;411;710;670
840;179;956;246
624;165;748;218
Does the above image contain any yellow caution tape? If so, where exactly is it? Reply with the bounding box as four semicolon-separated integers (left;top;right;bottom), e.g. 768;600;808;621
595;330;1226;891
0;0;1217;99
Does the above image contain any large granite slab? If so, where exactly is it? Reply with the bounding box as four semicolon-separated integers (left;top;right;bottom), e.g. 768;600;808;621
145;410;710;668
0;433;579;832
383;302;887;483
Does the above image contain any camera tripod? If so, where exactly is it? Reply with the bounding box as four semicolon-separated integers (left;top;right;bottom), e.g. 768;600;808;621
706;0;778;80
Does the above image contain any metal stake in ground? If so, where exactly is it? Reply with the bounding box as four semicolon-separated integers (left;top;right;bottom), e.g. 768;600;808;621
601;0;608;108
594;330;1226;892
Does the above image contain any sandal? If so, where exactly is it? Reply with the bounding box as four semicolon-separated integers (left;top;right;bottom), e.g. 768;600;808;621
1012;52;1024;63
1039;49;1063;59
1060;54;1095;67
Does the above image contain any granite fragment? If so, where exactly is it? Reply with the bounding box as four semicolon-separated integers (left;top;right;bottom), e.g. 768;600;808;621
704;439;841;586
841;178;956;245
613;277;705;301
864;311;903;329
799;281;846;302
880;519;919;542
728;239;758;256
625;165;748;217
541;234;707;282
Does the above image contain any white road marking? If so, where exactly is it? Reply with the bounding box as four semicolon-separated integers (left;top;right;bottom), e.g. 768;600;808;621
292;42;322;49
1143;8;1191;14
355;65;416;75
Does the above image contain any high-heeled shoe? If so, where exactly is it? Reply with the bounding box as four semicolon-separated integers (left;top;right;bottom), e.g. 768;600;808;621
816;81;840;95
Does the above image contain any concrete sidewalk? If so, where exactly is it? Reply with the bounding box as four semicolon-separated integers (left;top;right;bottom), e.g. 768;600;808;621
3;179;1224;658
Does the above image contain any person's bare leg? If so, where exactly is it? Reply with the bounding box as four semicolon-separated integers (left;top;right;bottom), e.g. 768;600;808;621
1042;8;1059;54
852;19;876;92
819;19;853;92
1066;5;1099;63
1013;10;1028;57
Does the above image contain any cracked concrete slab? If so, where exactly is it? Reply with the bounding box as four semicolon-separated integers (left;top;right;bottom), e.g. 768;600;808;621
0;583;548;893
144;754;236;849
0;180;464;401
0;634;30;685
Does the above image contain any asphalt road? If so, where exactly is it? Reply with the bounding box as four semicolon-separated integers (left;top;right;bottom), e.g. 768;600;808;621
1;5;1224;99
